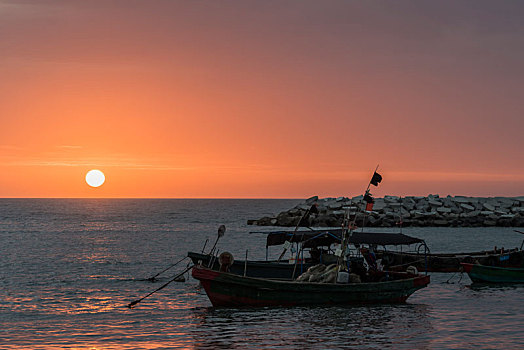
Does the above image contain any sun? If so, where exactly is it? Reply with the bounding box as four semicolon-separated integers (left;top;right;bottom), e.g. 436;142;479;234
85;169;105;188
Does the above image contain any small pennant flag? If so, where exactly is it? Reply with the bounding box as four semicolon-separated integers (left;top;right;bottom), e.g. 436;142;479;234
370;172;382;186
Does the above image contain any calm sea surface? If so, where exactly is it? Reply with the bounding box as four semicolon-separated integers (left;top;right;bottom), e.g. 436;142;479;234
1;199;523;349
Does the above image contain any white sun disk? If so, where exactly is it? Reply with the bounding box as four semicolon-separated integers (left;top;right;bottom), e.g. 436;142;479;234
86;170;105;188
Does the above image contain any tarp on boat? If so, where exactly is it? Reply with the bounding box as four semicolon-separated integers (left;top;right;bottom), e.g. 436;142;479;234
260;229;424;248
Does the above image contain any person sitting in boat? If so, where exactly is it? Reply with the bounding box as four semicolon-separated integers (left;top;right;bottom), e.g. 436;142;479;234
218;252;234;272
309;247;321;263
361;246;380;271
367;251;377;270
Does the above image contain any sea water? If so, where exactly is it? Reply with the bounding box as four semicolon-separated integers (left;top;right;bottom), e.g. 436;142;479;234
1;199;523;349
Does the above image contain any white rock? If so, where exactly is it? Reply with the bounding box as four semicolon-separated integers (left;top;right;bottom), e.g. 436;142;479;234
416;202;428;210
429;200;443;207
437;207;452;213
384;195;399;203
464;210;481;217
342;206;358;211
460;204;475;211
402;203;415;211
453;196;471;204
373;201;387;211
386;212;399;218
500;214;516;218
306;196;319;204
496;199;515;208
483;203;496;211
442;198;454;206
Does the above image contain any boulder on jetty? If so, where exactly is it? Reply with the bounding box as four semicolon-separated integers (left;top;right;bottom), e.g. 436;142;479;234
249;195;524;227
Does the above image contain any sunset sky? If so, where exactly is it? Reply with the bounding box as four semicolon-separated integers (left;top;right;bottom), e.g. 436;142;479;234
1;1;523;198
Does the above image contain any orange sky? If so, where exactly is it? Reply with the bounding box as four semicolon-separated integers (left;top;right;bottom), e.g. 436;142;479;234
1;1;523;198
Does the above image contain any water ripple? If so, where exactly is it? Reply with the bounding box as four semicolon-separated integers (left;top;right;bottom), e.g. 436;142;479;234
1;199;523;349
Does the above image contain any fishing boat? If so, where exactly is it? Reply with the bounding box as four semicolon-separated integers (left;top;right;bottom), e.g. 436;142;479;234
378;247;524;273
192;264;430;307
461;263;524;283
192;168;431;307
188;229;423;279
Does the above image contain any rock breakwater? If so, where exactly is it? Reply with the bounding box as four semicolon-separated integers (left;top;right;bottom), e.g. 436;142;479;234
249;195;524;227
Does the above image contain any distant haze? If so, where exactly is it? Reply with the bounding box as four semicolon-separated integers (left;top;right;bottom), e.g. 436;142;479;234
1;1;523;198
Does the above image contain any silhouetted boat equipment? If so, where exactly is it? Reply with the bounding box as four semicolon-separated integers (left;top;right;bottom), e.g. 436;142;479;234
188;229;424;279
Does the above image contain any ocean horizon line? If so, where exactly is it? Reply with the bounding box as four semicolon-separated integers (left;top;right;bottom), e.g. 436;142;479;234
1;195;523;200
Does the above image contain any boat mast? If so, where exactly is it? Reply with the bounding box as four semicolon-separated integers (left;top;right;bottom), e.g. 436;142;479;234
336;166;382;277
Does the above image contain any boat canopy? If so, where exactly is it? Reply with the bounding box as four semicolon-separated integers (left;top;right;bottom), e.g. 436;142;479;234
261;229;424;248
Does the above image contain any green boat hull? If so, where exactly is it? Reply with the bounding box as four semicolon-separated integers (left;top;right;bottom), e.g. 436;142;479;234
192;265;430;307
461;263;524;283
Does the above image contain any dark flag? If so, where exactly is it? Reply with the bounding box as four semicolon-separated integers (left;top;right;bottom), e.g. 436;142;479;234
366;202;374;211
370;172;382;186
